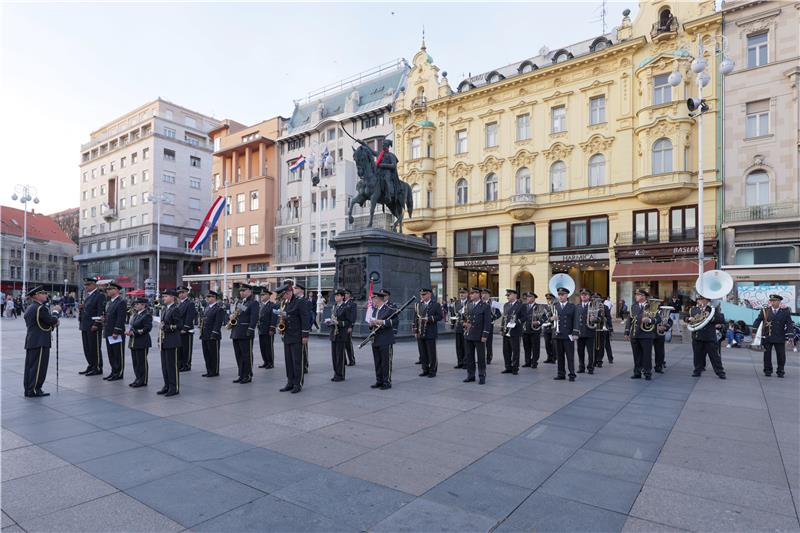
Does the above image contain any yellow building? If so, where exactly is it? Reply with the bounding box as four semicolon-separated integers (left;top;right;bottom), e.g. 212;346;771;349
391;0;723;307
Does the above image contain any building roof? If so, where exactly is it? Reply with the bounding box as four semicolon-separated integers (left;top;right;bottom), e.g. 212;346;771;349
281;61;409;139
48;207;80;219
454;32;617;93
1;205;76;245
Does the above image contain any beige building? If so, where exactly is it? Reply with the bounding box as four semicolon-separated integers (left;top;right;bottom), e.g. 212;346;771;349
721;0;800;311
205;116;285;294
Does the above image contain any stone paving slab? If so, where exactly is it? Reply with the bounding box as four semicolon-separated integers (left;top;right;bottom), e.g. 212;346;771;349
77;445;193;490
1;444;68;482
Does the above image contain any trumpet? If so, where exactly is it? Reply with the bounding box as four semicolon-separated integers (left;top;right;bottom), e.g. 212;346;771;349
225;299;241;330
501;306;518;337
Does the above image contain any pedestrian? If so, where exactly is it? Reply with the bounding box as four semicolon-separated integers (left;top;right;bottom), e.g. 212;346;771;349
4;295;15;318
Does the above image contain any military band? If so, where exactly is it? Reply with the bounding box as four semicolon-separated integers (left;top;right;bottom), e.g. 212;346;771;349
653;304;673;374
500;288;526;375
78;277;105;376
542;293;557;364
258;288;276;369
177;286;197;372
367;290;397;390
200;291;225;377
463;287;492;384
158;289;182;397
552;287;579;381
326;289;352;382
625;289;660;380
450;288;468;369
23;286;58;397
278;283;309;393
521;292;542;368
126;297;152;387
752;294;792;378
414;288;441;378
686;293;726;379
593;292;613;368
103;282;127;381
342;289;357;366
230;284;259;384
481;288;500;364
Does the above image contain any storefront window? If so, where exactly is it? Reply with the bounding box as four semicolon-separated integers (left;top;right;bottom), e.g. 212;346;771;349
550;216;607;250
454;227;499;256
512;224;535;252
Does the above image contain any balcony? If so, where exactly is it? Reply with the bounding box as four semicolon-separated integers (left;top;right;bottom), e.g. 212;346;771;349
723;202;799;224
634;172;695;205
614;225;717;246
411;96;427;109
404;207;435;232
504;193;537;221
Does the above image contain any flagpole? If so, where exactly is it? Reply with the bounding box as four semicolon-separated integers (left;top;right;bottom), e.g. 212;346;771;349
223;177;229;300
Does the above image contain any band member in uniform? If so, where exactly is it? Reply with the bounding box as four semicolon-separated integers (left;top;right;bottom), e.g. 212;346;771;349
575;288;596;375
625;289;659;380
452;288;468;369
176;286;196;372
200;290;225;377
752;294;793;377
542;293;556;363
158;288;183;396
368;290;397;390
23;286;59;397
103;283;126;381
258;288;276;369
278;284;310;393
343;289;357;366
686;293;726;379
501;288;526;375
125;297;152;387
592;292;612;368
414;288;441;378
78;277;105;376
463;287;492;384
653;302;673;374
292;283;312;374
521;292;541;368
552;287;579;381
230;284;259;384
602;294;615;364
326;289;350;381
481;288;500;364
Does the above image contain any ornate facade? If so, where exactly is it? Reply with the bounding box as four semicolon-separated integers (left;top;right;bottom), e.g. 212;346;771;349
391;0;723;305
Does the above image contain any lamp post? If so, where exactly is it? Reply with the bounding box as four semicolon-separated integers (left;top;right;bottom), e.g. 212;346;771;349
11;184;40;298
148;191;169;296
63;278;68;299
668;34;734;285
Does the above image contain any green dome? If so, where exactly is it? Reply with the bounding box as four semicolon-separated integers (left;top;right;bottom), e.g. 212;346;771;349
416;120;435;127
426;53;433;64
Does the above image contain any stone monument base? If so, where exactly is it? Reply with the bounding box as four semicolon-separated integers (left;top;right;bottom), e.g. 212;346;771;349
331;228;432;339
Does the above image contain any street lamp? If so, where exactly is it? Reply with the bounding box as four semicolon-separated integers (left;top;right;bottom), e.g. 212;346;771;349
309;149;333;301
667;34;734;282
11;184;40;298
148;191;169;296
63;278;69;299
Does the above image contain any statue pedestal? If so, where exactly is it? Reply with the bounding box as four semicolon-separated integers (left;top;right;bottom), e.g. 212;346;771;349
331;228;432;339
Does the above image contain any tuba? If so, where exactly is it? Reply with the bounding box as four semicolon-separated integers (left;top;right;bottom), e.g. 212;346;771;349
587;297;604;330
548;274;575;298
640;299;661;332
687;270;733;332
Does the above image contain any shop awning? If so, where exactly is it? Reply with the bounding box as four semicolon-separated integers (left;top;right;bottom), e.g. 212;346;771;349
612;260;716;281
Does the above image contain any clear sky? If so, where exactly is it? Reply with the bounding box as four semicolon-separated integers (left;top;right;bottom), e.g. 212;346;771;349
1;0;638;214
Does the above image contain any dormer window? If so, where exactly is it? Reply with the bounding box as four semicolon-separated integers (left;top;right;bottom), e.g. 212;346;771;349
486;71;505;84
457;81;475;93
552;49;573;64
654;7;677;35
590;37;612;53
518;61;537;74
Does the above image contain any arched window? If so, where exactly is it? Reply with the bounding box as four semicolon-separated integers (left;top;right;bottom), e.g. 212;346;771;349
456;178;468;205
518;61;537;74
550;161;566;192
484;173;498;201
516;167;531;194
486;71;504;83
411;183;421;208
652;138;673;174
588;154;606;187
745;171;770;206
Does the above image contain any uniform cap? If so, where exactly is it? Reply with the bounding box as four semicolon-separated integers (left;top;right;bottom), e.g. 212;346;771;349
27;285;47;297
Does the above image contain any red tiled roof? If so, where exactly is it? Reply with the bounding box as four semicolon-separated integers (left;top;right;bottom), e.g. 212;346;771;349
1;205;76;245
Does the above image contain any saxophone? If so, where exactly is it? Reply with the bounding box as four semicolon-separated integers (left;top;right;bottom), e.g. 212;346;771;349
225;299;241;330
277;299;287;334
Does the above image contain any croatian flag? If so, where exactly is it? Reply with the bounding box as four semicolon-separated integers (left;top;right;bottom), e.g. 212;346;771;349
188;196;226;251
365;278;374;322
289;155;306;172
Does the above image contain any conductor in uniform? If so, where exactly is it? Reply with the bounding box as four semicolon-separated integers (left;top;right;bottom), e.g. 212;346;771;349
200;290;225;377
368;290;397;390
177;286;197;372
23;286;59;397
158;288;183;396
258;288;276;369
687;293;726;379
78;277;105;376
326;289;350;382
278;283;310;393
126;297;152;387
522;292;542;369
463;287;492;384
414;288;441;378
230;284;259;384
103;283;127;381
752;294;793;377
501;288;526;375
552;287;579;381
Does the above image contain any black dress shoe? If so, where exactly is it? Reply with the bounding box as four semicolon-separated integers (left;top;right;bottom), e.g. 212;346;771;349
346;362;355;367
631;374;642;379
501;369;512;374
291;386;302;394
645;375;652;381
777;372;785;378
454;365;464;369
132;383;146;388
463;376;476;383
165;391;179;397
419;372;430;377
717;373;726;380
764;371;772;377
654;368;664;374
258;364;268;368
179;367;190;373
531;363;538;369
595;362;603;368
239;378;252;384
522;363;531;368
692;372;701;377
479;376;486;384
24;392;35;398
553;376;566;380
587;369;594;375
280;385;293;392
415;361;422;365
157;388;168;395
332;377;344;382
79;368;90;375
303;369;308;374
609;359;614;364
266;364;274;369
109;375;123;381
370;383;382;389
379;384;392;390
568;376;576;382
128;382;136;387
577;368;585;374
103;374;112;380
427;373;436;378
34;390;50;397
233;378;242;383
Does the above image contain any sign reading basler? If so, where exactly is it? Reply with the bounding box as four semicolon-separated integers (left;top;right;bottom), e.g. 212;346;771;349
188;196;226;251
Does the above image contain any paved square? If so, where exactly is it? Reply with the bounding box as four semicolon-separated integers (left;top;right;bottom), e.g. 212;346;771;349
2;317;798;531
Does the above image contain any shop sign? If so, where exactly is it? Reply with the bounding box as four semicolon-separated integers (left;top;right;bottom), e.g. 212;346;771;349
549;252;609;262
616;242;714;260
454;258;499;268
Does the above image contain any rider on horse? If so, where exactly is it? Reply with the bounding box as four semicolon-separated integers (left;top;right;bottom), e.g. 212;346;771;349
356;137;402;206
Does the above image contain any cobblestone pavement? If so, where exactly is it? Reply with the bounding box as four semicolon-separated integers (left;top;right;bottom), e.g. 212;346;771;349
2;316;798;532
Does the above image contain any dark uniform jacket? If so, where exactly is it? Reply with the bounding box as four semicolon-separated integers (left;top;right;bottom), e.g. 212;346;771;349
553;301;579;340
329;302;354;342
656;316;674;338
258;301;276;336
160;303;183;349
752;307;793;343
625;302;660;340
343;299;357;333
453;299;468;333
502;300;526;338
576;302;597;338
281;296;310;344
414;299;442;340
79;289;105;331
465;300;492;342
103;297;127;338
230;297;259;340
25;301;57;349
200;302;225;341
178;298;197;333
128;311;153;350
370;304;397;347
688;305;724;342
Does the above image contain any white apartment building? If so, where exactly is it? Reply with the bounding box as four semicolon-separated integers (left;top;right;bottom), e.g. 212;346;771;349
76;98;220;291
274;60;409;292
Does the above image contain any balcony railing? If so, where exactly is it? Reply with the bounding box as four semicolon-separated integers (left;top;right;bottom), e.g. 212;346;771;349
723;202;799;223
508;193;536;204
411;96;427;109
615;225;717;246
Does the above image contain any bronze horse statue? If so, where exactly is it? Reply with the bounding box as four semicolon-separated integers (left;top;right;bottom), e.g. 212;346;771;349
348;143;413;233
